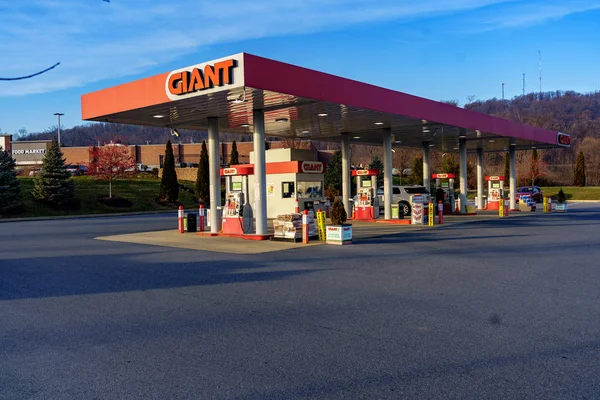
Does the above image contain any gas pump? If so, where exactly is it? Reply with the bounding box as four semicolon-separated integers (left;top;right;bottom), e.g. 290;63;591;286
220;165;254;235
432;173;455;215
352;169;380;220
485;176;505;210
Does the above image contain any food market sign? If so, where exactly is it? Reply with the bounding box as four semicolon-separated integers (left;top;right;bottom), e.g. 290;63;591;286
12;149;46;155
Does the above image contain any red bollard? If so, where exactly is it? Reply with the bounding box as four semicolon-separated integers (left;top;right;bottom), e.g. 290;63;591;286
199;204;205;232
505;199;510;216
438;200;444;224
302;209;309;244
178;205;184;233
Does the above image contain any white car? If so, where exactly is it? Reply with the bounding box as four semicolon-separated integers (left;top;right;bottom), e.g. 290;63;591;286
377;185;430;216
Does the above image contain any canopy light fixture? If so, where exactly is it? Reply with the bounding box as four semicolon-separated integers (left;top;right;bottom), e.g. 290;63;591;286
374;122;384;125
239;123;251;128
317;113;328;117
429;143;435;147
394;140;401;144
302;130;310;134
488;139;496;143
459;134;467;139
153;114;165;118
353;136;360;139
275;118;289;123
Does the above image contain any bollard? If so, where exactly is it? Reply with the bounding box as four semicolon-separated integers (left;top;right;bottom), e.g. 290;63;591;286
548;197;552;213
178;205;184;233
295;198;299;214
505;199;510;216
199;204;205;232
302;209;309;244
428;202;434;226
438;200;444;224
499;200;504;218
455;198;460;213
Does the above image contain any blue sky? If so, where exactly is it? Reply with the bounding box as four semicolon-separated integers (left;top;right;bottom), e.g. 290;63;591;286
1;0;600;135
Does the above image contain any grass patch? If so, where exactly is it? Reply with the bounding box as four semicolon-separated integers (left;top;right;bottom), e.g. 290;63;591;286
539;186;600;201
5;175;200;219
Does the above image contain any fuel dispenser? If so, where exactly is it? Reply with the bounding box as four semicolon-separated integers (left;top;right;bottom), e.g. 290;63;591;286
432;173;455;215
485;175;505;210
220;165;254;235
352;169;380;220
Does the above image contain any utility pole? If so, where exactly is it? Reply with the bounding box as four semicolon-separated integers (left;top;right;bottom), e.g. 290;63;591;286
502;82;505;100
53;113;64;146
522;73;525;96
538;50;542;99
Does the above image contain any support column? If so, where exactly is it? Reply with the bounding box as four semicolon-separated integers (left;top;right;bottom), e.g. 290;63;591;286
341;134;351;218
476;147;484;210
422;142;430;190
253;109;268;235
208;117;221;233
383;130;393;219
459;136;467;213
509;145;517;210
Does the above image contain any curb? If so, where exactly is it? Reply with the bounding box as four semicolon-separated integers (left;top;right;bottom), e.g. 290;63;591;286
0;209;196;223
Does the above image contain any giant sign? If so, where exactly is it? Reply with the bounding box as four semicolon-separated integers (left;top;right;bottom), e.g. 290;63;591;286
165;54;245;101
301;161;324;174
557;132;571;147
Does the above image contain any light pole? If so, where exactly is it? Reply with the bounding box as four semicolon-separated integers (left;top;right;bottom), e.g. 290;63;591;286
54;113;64;146
501;82;505;100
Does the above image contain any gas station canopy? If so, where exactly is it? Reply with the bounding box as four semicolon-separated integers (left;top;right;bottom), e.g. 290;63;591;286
82;53;570;152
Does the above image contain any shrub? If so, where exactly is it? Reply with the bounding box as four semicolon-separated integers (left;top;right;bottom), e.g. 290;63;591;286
151;167;159;175
557;188;566;203
330;198;347;225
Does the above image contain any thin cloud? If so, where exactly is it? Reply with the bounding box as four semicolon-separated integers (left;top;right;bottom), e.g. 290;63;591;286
468;0;600;31
0;0;588;97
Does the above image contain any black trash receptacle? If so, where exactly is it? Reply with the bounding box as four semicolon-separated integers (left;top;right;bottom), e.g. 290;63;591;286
187;212;197;232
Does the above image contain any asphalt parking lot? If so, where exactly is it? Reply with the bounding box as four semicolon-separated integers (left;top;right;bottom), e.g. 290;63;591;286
2;204;600;399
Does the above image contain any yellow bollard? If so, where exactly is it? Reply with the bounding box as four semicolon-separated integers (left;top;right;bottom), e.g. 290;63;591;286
428;203;434;226
543;197;549;213
499;201;504;218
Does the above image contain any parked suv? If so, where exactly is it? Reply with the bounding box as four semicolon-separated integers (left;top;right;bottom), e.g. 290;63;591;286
377;185;430;216
66;164;88;176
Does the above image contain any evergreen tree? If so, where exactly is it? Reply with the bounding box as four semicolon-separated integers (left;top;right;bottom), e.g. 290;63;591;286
574;151;586;187
32;140;75;207
0;146;22;213
409;156;423;185
324;150;342;194
195;141;210;205
159;140;179;202
330;197;347;225
503;152;510;180
441;155;459;176
229;140;239;166
368;155;384;188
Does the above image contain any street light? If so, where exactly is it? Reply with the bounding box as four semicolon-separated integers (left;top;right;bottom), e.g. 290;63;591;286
53;113;64;146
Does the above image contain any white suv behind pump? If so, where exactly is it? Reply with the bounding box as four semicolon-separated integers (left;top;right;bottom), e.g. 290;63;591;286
377;185;430;216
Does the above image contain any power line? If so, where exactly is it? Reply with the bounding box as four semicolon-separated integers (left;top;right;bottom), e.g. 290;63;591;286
0;62;60;81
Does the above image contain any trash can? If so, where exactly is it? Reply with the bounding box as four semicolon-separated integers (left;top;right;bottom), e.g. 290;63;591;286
187;212;197;232
391;204;399;219
398;205;405;219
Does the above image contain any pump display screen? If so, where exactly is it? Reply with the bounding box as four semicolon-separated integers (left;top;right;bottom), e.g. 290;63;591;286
492;183;500;188
297;181;323;198
231;182;242;191
441;182;449;188
362;180;372;187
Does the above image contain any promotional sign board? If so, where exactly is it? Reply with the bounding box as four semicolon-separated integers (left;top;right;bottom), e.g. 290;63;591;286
411;195;425;225
557;132;571;147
